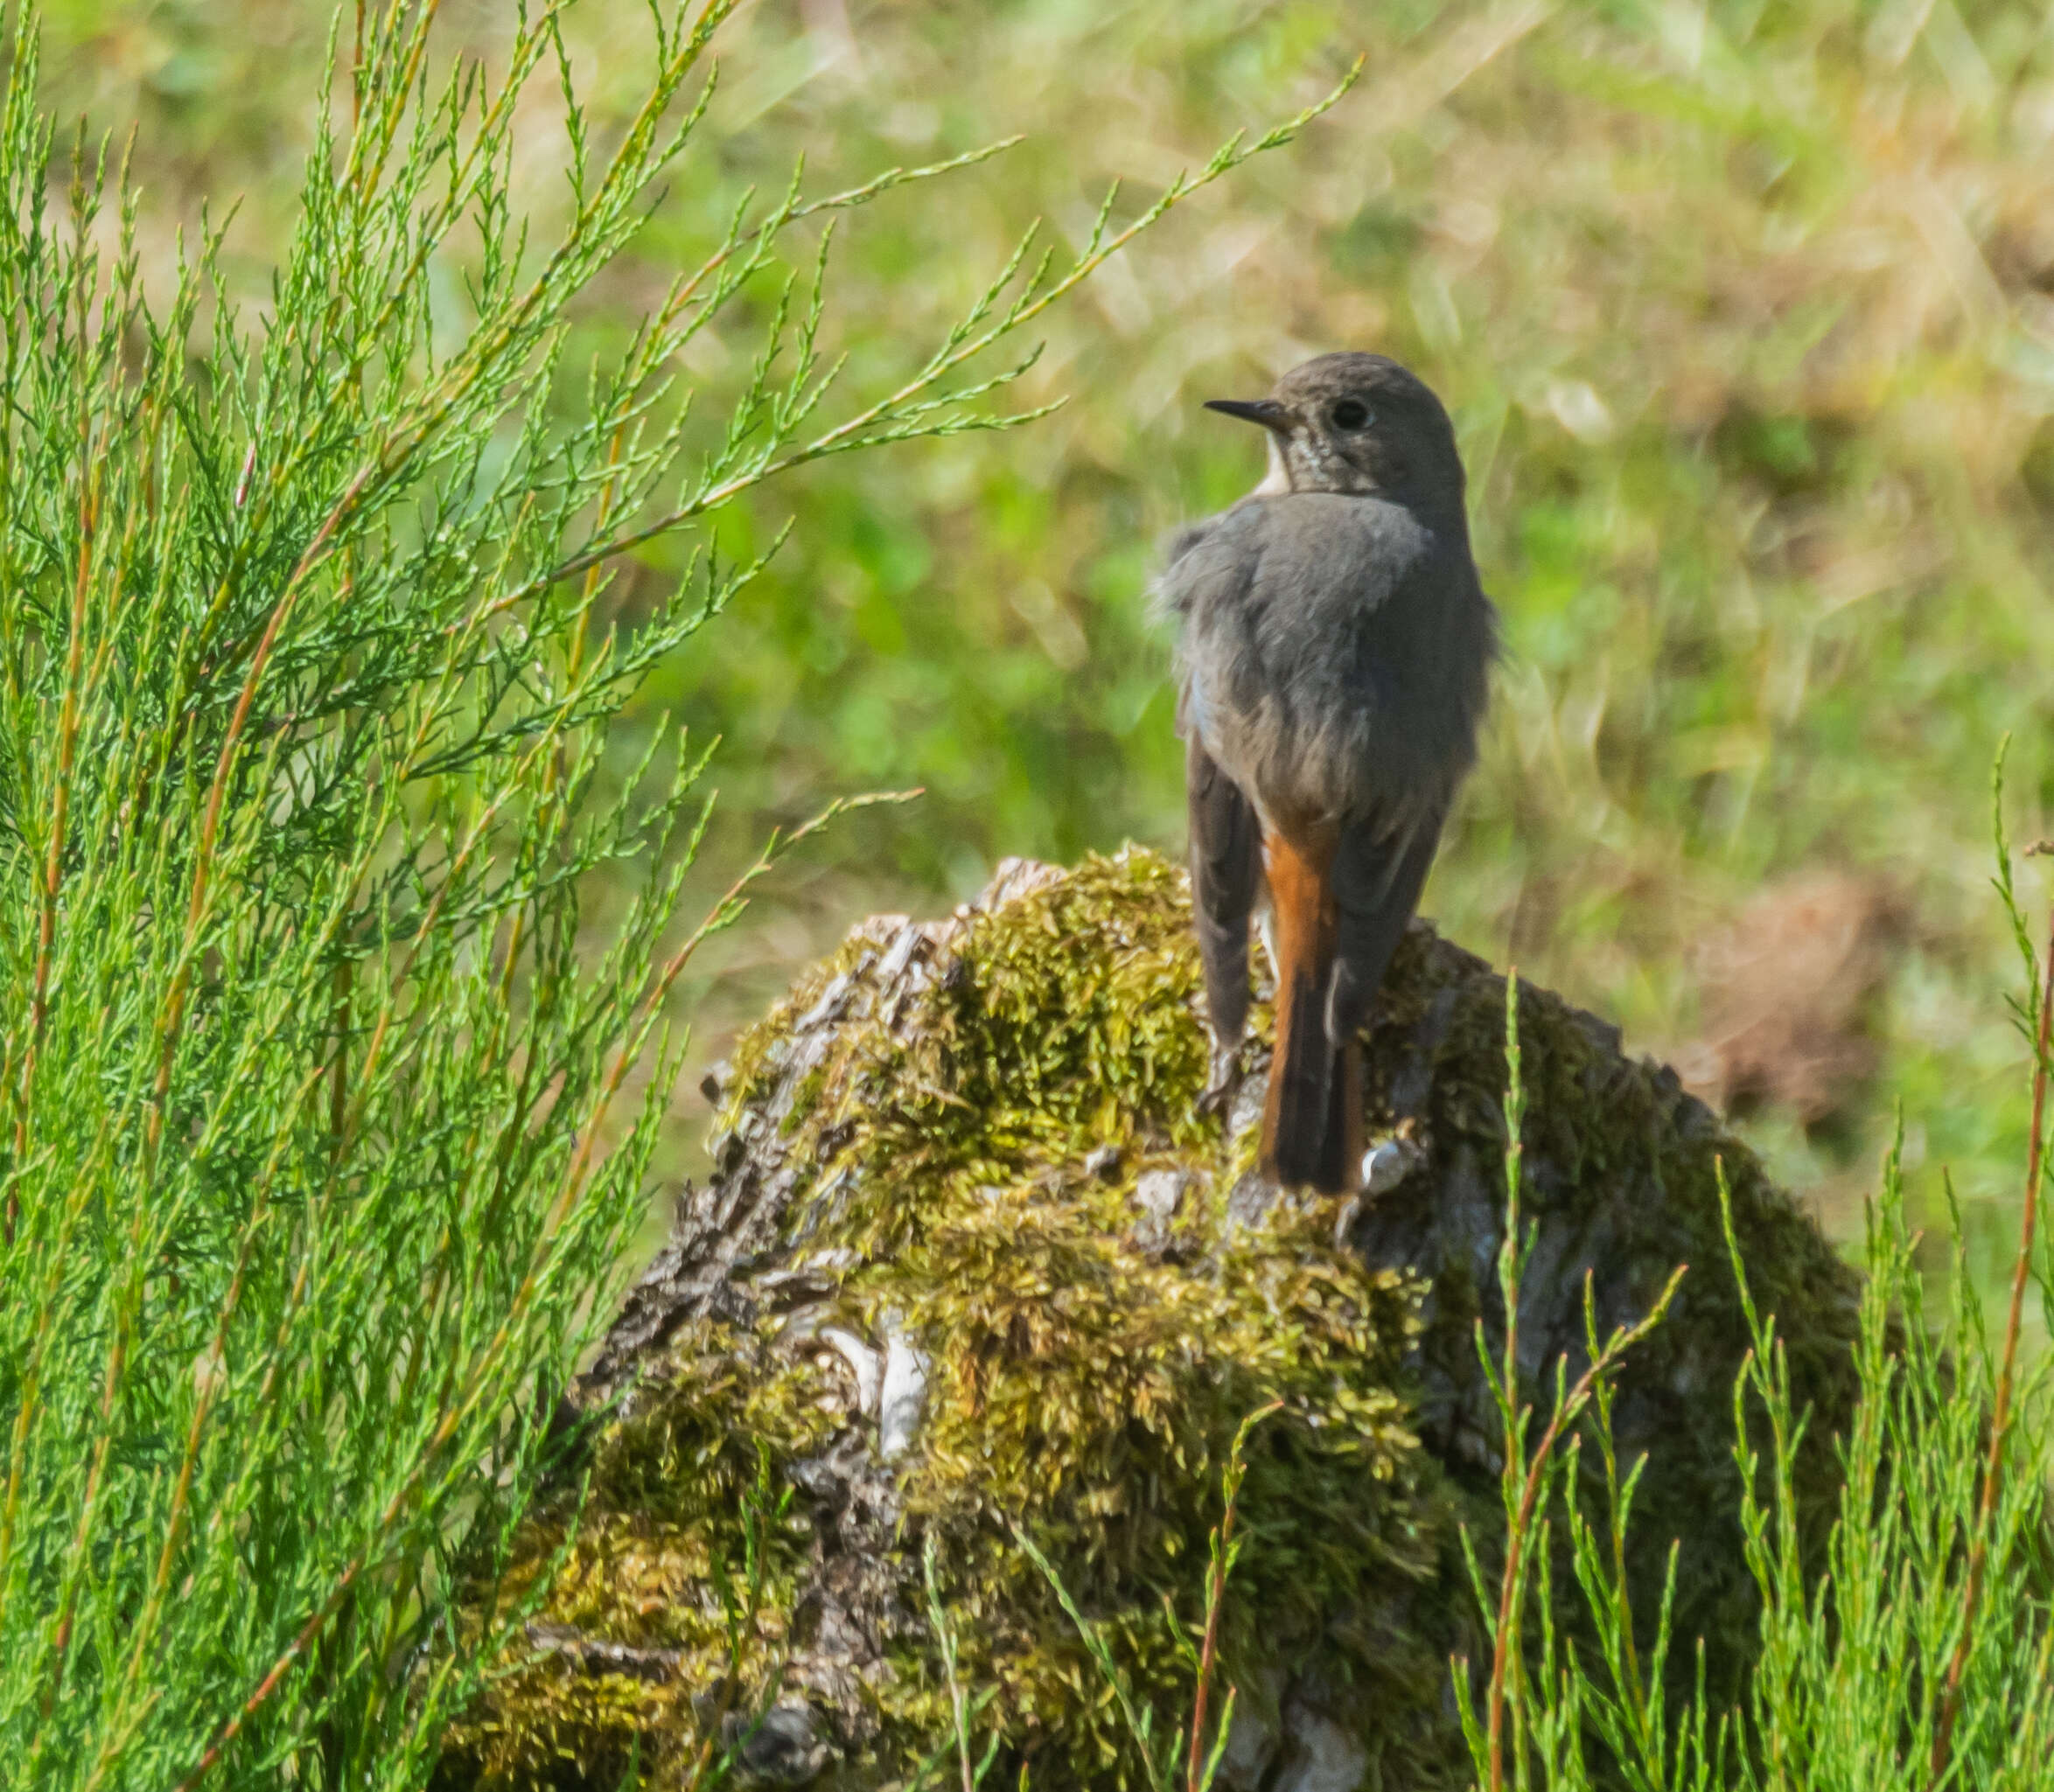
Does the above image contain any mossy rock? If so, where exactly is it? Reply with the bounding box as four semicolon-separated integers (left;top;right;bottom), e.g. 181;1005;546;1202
437;849;1861;1791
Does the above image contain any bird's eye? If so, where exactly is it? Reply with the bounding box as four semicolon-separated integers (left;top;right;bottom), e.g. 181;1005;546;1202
1331;399;1372;430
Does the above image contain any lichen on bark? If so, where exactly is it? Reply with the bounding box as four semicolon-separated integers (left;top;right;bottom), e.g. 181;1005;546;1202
436;849;1861;1792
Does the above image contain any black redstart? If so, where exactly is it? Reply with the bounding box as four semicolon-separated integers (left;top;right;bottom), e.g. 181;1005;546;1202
1157;352;1495;1193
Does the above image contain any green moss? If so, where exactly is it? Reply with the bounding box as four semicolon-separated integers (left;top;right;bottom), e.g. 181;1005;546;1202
441;852;1468;1789
442;848;1861;1791
878;1196;1436;1766
818;852;1222;1245
444;1317;835;1787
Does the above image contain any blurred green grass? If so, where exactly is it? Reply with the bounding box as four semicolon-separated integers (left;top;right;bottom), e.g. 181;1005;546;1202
41;0;2054;1304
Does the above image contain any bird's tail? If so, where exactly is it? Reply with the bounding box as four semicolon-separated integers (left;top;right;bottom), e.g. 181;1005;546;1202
1260;832;1362;1194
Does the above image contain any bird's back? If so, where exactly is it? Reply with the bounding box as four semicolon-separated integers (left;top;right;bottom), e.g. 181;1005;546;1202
1162;491;1493;839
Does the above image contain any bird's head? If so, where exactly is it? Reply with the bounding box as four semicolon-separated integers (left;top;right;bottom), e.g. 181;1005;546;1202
1205;352;1465;509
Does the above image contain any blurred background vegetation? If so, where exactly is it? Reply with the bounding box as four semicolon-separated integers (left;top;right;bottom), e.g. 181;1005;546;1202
40;0;2054;1306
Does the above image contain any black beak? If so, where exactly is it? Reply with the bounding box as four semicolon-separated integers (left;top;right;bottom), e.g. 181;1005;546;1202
1204;397;1289;432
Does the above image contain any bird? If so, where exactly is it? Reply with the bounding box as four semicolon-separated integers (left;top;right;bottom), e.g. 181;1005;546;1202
1156;352;1495;1194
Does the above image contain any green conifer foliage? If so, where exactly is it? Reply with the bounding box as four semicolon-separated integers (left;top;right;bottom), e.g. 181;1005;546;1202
0;8;1333;1785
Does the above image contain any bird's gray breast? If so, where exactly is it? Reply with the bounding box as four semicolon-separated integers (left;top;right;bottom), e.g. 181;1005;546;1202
1158;492;1492;833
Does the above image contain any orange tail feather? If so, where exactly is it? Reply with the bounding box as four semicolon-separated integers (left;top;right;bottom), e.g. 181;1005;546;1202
1260;829;1361;1193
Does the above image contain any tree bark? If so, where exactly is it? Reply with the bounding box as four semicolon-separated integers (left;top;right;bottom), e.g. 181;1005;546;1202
441;850;1862;1792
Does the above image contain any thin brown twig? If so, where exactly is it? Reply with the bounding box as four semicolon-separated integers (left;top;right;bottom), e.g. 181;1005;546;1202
82;1086;320;1792
0;1118;112;1614
1184;1551;1234;1792
12;203;107;1206
1485;967;1527;1792
24;1193;149;1772
548;791;912;1219
515;60;1366;603
170;1551;372;1792
345;0;446;206
1475;967;1687;1792
167;794;905;1790
1929;903;2054;1784
171;1238;528;1792
1184;1402;1279;1792
1483;1272;1684;1791
10;457;96;1243
145;467;369;1168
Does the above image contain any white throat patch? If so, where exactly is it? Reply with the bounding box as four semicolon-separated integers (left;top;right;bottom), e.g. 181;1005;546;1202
1251;432;1291;496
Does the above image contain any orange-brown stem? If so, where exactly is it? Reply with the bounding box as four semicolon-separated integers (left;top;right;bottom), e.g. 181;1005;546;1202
1929;903;2054;1784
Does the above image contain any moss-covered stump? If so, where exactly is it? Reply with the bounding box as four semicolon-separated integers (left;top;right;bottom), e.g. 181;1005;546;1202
440;849;1862;1792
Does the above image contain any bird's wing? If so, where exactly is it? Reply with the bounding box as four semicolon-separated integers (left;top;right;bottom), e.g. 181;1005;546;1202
1184;728;1261;1047
1323;808;1445;1047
